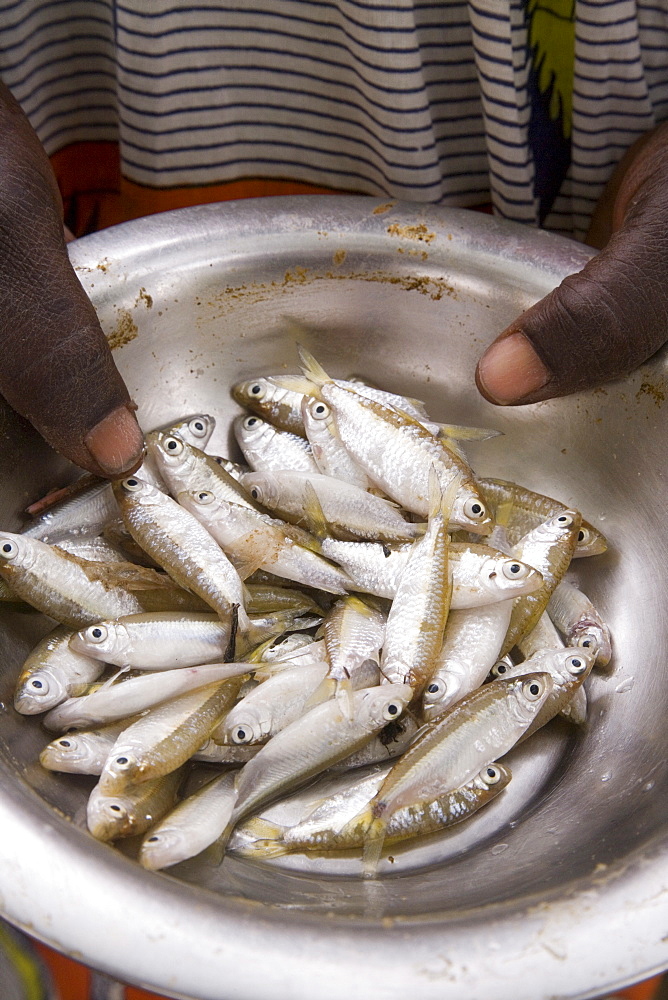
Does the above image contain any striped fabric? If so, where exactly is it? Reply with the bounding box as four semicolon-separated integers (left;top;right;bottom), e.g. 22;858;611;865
1;1;667;238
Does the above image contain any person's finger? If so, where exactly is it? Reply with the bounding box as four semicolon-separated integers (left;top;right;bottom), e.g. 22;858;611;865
476;125;668;405
0;83;144;476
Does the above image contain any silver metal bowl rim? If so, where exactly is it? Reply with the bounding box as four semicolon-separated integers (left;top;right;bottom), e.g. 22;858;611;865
0;197;665;1000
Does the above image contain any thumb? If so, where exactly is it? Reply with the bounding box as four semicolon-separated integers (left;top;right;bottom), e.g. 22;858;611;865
0;82;144;477
475;127;668;405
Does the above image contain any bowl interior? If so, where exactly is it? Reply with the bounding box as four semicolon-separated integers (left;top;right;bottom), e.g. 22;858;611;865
1;198;666;996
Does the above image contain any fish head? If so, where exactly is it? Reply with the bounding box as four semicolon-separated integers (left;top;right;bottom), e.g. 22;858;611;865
40;734;96;770
221;705;265;746
70;621;129;662
482;556;543;599
471;762;512;794
234;413;273;451
178;488;227;525
261;633;315;661
15;668;67;714
574;523;607;557
112;476;161;507
101;746;142;790
148;430;193;473
357;683;414;733
301;396;333;435
571;623;612;666
548;647;595;688
0;532;35;572
168;414;215;449
505;672;554;725
533;510;583;547
451;488;493;535
87;788;133;841
139;825;188;870
239;472;280;509
232;377;275;410
421;662;469;721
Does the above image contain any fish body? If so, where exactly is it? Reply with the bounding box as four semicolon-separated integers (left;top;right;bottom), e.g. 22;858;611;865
179;489;354;595
43;661;253;731
15;625;104;714
99;676;245;792
112;477;251;628
140;772;239;870
370;673;552;822
323;596;386;688
234;414;318;472
146;431;258;511
301;396;372;488
227;683;413;831
241;470;422;543
421;600;514;721
501;511;582;656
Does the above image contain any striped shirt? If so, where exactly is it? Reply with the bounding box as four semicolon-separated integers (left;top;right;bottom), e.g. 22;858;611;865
1;1;667;239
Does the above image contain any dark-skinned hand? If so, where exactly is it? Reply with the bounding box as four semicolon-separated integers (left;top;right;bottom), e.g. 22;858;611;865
0;81;143;477
476;122;668;404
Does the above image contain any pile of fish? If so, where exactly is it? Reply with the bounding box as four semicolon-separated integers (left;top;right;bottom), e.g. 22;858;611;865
0;347;612;875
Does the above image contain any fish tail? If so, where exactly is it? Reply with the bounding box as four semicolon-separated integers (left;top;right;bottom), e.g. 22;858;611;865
296;344;331;387
267;373;321;396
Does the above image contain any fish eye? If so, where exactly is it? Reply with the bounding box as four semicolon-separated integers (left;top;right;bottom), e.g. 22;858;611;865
0;538;19;559
501;560;529;581
86;625;108;643
577;635;597;650
195;491;215;505
250;487;262;500
522;678;546;701
553;513;574;528
243;416;260;430
114;755;134;770
577;529;588;543
566;655;587;676
147;835;160;843
58;739;72;748
463;498;487;521
424;678;446;701
481;765;502;785
309;400;330;419
249;383;265;399
382;701;402;721
122;477;144;492
30;677;47;692
163;436;184;455
188;418;208;437
108;803;126;815
492;661;509;677
231;725;254;745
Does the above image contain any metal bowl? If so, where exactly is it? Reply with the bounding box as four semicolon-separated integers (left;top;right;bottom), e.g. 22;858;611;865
1;197;667;1000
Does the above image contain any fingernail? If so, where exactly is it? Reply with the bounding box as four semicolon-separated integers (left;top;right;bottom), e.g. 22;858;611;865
476;332;550;404
84;405;144;475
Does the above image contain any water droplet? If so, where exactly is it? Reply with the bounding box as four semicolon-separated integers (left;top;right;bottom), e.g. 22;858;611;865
508;820;518;829
0;702;6;711
601;772;612;783
491;843;508;855
474;739;485;753
643;780;655;792
615;677;634;694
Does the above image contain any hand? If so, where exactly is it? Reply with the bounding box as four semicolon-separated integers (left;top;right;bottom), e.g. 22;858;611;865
475;122;668;404
0;82;144;476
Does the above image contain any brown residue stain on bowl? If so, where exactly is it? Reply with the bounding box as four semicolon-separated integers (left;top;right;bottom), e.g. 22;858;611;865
373;201;396;215
107;309;138;350
332;249;347;267
137;287;153;309
387;222;435;243
284;266;310;284
397;247;429;261
636;381;665;406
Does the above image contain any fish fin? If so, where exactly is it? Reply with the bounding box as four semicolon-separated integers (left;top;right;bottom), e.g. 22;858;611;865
303;674;337;711
361;813;388;878
334;675;355;720
488;525;512;555
302;480;330;542
296;344;332;388
437;436;468;463
234;815;286;845
232;838;290;860
437;423;503;443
